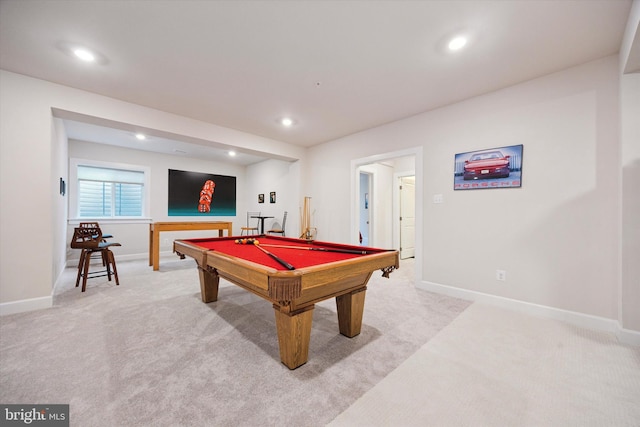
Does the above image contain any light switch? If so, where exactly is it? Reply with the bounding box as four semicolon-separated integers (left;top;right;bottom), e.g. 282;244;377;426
433;194;444;204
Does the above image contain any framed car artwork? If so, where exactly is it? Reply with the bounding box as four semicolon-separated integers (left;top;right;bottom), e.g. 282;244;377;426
454;144;523;190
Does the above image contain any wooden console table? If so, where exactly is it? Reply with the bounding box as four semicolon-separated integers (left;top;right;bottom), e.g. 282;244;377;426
149;221;232;270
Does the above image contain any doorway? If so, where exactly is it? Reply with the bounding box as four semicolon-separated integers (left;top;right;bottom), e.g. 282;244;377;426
350;147;423;280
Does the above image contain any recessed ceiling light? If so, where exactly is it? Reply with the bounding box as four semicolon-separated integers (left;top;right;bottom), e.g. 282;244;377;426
228;151;237;157
73;48;96;62
58;42;107;64
135;133;146;140
448;36;467;51
281;117;294;127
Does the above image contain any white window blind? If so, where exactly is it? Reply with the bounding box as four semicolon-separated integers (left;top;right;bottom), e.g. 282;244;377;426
77;165;144;218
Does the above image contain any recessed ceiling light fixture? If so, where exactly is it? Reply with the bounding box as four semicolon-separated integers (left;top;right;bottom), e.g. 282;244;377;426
57;41;108;65
281;117;294;127
448;36;468;51
228;151;237;157
135;133;146;140
73;48;96;62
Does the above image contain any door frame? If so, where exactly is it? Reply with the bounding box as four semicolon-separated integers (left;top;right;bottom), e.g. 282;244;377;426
350;146;423;282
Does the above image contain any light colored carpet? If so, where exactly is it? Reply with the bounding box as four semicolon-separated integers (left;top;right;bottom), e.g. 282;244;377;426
0;256;471;426
329;302;640;427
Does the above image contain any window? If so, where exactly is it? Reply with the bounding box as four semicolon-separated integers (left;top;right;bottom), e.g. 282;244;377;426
70;159;149;220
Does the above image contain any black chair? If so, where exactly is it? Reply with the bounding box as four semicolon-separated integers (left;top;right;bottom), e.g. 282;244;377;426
267;211;287;236
241;211;260;235
71;225;121;292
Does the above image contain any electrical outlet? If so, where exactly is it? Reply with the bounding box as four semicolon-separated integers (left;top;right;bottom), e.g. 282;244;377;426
433;194;444;204
496;270;506;281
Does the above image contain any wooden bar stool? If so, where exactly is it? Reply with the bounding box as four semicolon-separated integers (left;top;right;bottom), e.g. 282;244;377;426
78;222;112;267
71;225;121;292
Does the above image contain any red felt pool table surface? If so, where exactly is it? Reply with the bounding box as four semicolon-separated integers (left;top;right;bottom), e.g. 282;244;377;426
181;235;386;271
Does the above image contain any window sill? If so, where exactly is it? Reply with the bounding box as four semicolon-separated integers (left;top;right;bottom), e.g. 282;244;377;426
68;218;152;226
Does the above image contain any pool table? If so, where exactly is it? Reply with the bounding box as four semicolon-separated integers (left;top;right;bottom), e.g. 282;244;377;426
173;235;399;369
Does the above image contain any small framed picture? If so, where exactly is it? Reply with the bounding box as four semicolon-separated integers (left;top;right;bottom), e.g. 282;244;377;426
270;192;276;203
258;194;265;203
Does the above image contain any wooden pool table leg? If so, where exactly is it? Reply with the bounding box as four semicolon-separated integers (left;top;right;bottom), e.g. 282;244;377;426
198;266;220;303
274;305;314;369
336;287;367;337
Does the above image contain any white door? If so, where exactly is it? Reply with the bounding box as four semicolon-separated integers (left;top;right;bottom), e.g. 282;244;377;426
400;176;415;259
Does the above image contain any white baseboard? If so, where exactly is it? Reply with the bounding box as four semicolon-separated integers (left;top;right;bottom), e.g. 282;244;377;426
0;296;52;316
418;280;640;347
617;328;640;346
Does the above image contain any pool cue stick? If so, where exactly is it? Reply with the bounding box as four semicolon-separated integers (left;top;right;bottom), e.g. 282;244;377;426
259;243;373;255
253;243;296;270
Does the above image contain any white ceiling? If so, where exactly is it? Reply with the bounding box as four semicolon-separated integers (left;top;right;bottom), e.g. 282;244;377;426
0;0;633;160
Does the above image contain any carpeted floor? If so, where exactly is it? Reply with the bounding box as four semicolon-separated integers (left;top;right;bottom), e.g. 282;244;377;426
330;302;640;427
0;256;471;426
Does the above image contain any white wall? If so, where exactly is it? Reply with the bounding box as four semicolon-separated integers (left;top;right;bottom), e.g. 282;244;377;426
306;56;623;324
619;0;640;338
245;159;301;236
620;72;640;332
1;72;55;307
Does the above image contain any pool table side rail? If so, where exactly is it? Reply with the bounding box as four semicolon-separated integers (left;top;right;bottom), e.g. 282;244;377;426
207;248;398;305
